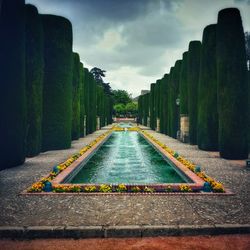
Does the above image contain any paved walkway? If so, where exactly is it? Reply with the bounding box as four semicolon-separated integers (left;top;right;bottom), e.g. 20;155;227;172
0;125;249;238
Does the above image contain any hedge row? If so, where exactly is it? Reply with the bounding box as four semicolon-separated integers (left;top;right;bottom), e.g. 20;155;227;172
138;8;249;160
0;1;113;170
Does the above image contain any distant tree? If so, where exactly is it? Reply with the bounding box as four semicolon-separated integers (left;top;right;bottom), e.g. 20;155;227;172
90;67;112;95
112;89;132;105
125;102;138;117
245;32;250;70
114;103;126;117
90;67;106;84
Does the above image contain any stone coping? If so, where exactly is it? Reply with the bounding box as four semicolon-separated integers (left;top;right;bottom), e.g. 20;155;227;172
0;224;249;239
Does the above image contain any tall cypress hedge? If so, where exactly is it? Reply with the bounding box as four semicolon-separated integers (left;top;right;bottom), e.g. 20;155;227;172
138;95;143;124
79;62;85;137
83;68;90;135
41;15;73;151
87;73;97;133
149;83;156;129
171;60;182;138
179;52;189;115
168;67;174;136
197;24;218;151
187;41;201;145
0;0;26;169
25;4;44;157
161;74;169;135
159;78;164;133
71;52;81;140
143;93;150;126
154;80;161;125
217;8;248;159
96;85;105;128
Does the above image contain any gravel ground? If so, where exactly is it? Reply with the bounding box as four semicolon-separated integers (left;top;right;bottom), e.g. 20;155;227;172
0;125;249;228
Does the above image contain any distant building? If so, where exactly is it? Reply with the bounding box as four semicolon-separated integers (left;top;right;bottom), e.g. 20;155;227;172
133;90;149;102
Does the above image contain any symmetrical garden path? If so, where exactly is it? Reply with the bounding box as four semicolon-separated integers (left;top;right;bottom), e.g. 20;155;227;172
0;124;249;238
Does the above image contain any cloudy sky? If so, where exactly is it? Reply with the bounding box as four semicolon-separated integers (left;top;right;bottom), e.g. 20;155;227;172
27;0;250;97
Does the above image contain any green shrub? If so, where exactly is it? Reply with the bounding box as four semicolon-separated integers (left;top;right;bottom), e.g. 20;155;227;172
41;15;73;151
217;8;248;159
187;41;201;145
25;4;44;157
79;62;85;137
71;52;81;140
197;24;218;151
179;52;189;115
150;83;156;129
0;0;26;168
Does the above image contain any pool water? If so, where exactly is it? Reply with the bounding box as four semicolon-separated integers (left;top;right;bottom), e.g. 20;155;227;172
69;132;189;184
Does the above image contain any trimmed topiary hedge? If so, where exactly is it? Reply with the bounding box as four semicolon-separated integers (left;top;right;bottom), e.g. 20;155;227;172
71;52;81;140
150;83;156;130
216;8;248;159
197;24;218;151
25;4;44;157
170;60;182;138
161;74;169;135
187;41;201;145
0;0;26;169
41;14;73;151
179;52;189;115
79;62;85;137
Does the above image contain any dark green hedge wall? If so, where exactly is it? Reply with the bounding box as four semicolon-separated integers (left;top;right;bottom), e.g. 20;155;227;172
167;67;174;136
138;95;143;124
25;4;44;157
83;68;90;135
41;15;73;151
179;52;189;115
161;74;169;135
79;62;85;137
0;0;26;169
150;83;156;129
197;24;218;151
71;52;81;140
217;8;248;159
187;41;201;145
172;60;182;138
87;73;97;133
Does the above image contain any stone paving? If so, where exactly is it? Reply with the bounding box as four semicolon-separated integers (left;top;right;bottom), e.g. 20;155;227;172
0;125;249;235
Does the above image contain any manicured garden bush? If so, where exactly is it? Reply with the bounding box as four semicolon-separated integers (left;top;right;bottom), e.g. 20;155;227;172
197;24;218;151
0;0;26;168
79;62;85;137
217;8;248;159
150;83;156;130
41;14;73;151
162;74;170;135
97;85;105;128
143;93;150;126
187;41;201;145
25;4;44;157
167;67;174;136
71;52;81;140
138;95;143;124
179;52;189;116
83;68;90;135
154;80;161;129
169;60;182;138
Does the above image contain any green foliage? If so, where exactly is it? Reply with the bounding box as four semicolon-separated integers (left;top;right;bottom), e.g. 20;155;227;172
142;94;149;126
187;41;201;145
161;74;169;135
71;52;81;140
83;68;90;135
114;103;126;116
197;24;218;151
25;4;44;157
217;8;248;159
150;83;156;129
172;60;182;138
138;96;143;124
179;52;189;115
112;89;132;105
0;0;26;168
41;15;73;151
79;62;85;137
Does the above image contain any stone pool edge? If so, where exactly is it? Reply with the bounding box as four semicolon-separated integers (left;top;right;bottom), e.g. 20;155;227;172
0;224;249;239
